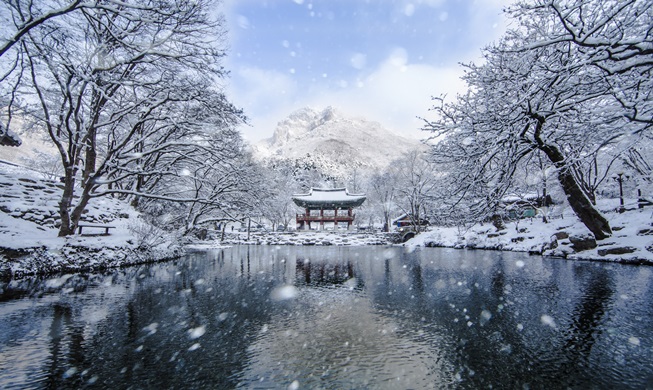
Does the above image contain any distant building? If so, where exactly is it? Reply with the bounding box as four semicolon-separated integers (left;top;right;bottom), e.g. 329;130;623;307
292;188;366;231
0;123;21;147
501;194;553;219
392;214;429;230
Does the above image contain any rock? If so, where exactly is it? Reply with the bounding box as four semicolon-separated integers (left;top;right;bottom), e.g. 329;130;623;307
598;247;637;256
0;261;11;280
637;228;653;236
569;234;597;252
528;245;543;255
544;246;573;258
17;178;37;184
511;236;525;243
491;214;505;231
553;231;569;240
545;236;559;250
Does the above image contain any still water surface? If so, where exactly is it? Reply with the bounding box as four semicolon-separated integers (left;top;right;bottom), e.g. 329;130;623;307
1;246;652;389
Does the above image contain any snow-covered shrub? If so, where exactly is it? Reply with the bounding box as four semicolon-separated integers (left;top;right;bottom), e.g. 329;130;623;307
128;218;172;250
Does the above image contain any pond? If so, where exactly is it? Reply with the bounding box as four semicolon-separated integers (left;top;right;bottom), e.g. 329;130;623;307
1;246;652;389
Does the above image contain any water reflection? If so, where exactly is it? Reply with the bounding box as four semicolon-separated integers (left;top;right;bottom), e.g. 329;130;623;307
0;246;652;389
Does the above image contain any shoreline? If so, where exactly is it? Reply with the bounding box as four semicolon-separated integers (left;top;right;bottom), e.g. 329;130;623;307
6;226;651;281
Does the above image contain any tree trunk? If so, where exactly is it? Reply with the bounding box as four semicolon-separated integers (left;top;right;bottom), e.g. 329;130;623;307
58;166;94;236
540;144;612;240
531;114;612;240
383;211;390;232
69;192;92;235
58;171;76;236
82;127;97;189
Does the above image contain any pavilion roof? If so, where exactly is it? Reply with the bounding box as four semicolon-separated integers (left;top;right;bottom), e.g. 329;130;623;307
292;188;366;209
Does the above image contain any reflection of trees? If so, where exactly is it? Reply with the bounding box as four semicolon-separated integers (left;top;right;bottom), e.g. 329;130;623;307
2;247;652;389
295;258;362;289
0;247;285;388
46;303;73;389
558;266;615;384
365;251;624;388
565;267;614;356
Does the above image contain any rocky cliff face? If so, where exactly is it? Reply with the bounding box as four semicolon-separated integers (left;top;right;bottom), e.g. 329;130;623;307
254;107;423;178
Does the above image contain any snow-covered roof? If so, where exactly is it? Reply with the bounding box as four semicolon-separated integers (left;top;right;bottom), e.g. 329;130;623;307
292;188;366;208
501;194;540;203
0;123;22;147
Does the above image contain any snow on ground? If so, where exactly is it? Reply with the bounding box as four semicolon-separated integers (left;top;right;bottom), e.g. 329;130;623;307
0;160;182;278
2;158;652;279
407;199;653;265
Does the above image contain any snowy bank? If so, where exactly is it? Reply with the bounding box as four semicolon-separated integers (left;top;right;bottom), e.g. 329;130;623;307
0;161;183;279
215;230;391;246
406;202;653;265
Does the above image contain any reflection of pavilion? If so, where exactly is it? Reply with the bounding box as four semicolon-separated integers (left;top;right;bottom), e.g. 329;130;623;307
292;188;366;231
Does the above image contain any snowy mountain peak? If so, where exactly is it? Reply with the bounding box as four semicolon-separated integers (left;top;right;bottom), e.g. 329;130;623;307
270;106;340;146
255;107;424;178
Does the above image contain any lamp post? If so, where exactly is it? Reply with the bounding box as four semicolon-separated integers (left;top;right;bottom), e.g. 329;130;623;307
612;172;629;213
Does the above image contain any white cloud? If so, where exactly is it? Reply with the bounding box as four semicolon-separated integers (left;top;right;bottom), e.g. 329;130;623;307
350;53;367;70
236;15;249;29
404;4;416;16
415;0;446;7
306;50;467;140
224;0;513;143
231;49;467;143
226;66;301;141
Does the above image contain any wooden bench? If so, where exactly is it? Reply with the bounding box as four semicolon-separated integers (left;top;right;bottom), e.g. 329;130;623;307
77;224;116;235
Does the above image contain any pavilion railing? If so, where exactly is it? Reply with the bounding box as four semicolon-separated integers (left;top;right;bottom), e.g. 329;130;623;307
296;214;355;222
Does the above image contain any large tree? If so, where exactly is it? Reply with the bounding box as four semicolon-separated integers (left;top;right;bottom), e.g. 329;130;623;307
391;150;438;233
130;128;265;236
1;0;247;236
424;0;650;240
367;171;398;232
510;0;652;126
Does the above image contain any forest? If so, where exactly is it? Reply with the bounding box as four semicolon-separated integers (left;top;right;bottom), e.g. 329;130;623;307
1;0;651;241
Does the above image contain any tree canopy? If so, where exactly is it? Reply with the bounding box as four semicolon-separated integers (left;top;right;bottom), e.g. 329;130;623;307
0;0;254;236
423;0;652;240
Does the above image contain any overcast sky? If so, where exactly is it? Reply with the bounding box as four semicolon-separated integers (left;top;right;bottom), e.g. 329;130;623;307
222;0;511;142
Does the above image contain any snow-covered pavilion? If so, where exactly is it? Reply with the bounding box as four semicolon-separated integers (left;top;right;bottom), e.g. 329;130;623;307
292;188;366;231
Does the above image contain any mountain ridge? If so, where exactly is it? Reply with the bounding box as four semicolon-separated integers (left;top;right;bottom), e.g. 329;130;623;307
253;107;423;179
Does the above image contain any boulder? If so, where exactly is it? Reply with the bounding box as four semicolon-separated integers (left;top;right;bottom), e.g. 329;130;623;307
545;236;559;250
569;233;597;252
553;231;569;240
598;247;637;256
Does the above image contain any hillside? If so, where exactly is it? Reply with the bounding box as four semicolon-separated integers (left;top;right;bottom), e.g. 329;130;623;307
253;107;424;178
0;160;182;278
407;199;653;265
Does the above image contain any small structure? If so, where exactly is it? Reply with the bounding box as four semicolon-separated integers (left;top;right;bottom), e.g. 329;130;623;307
292;188;366;231
501;194;553;219
392;214;429;230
